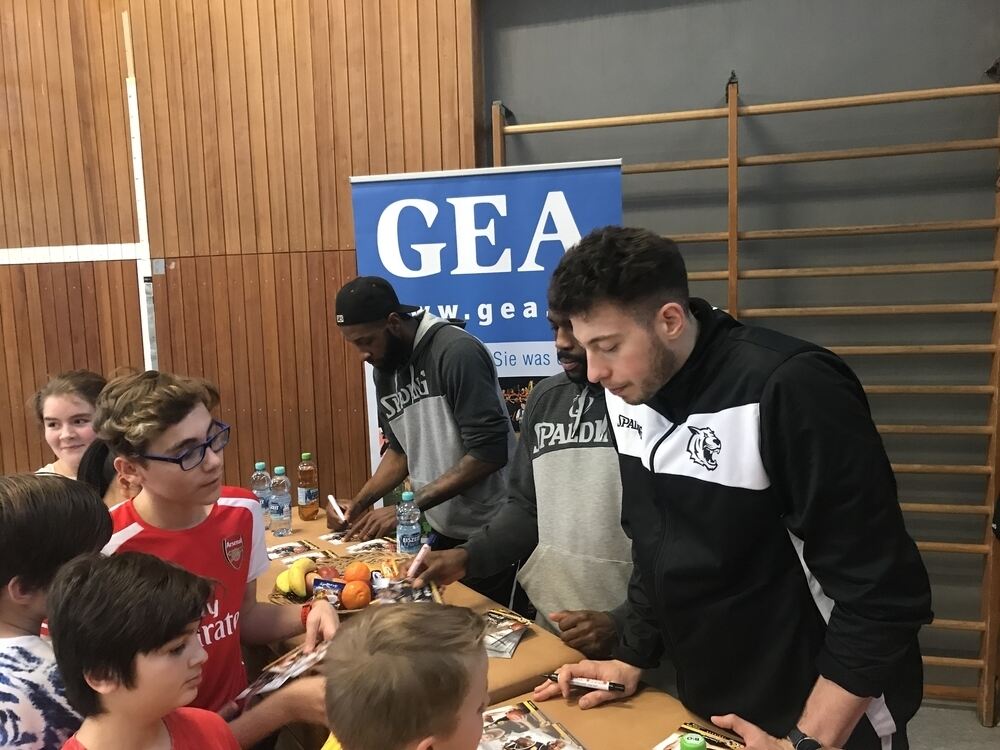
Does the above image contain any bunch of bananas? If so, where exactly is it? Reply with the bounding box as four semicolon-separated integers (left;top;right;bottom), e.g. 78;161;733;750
275;558;317;598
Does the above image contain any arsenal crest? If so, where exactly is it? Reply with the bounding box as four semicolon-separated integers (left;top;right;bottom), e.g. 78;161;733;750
223;535;244;569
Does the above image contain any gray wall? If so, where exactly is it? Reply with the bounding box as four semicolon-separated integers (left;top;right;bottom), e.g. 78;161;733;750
481;0;1000;691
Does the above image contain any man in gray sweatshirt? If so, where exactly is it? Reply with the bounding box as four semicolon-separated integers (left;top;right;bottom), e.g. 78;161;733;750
331;276;518;604
415;309;633;657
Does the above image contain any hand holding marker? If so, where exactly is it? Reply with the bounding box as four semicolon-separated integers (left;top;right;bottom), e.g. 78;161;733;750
543;672;626;692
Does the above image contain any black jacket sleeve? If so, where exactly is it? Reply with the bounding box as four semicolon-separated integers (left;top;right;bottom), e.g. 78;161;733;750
612;555;665;669
440;336;511;466
461;395;541;578
760;350;932;698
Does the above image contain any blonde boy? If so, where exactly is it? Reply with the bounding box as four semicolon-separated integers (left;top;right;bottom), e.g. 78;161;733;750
324;603;489;750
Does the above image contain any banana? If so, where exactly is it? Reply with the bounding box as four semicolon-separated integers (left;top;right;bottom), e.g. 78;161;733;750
275;569;292;594
288;558;316;598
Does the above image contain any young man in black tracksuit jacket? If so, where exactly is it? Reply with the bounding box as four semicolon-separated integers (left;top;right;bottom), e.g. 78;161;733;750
535;227;931;750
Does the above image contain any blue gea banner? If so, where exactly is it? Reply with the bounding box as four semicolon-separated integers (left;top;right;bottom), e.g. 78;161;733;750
350;160;622;377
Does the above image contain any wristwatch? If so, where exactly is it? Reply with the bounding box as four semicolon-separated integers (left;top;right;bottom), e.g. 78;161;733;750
787;727;823;750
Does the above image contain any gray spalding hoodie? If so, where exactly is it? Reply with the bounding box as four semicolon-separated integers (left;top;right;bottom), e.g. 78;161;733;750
462;372;633;630
376;312;516;540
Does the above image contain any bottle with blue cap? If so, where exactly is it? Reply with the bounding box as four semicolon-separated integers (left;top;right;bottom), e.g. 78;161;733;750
250;461;272;530
396;491;422;554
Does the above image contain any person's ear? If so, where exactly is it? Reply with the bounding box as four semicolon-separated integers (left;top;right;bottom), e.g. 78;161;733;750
386;313;404;336
412;737;435;750
84;670;120;697
114;455;143;486
5;576;41;606
652;301;688;342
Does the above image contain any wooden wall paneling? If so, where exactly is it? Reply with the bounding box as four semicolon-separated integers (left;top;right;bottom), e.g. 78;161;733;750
127;0;163;255
437;0;460;170
0;267;30;471
121;263;143;368
293;0;321;252
208;255;239;476
20;268;52;411
191;1;225;256
42;265;72;374
164;259;189;373
307;252;335;497
456;0;478;169
380;0;405;174
94;262;120;372
309;0;339;249
179;257;205;377
322;252;352;498
362;0;388;176
35;0;70;242
238;0;272;255
159;0;194;257
63;263;89;365
205;0;240;256
273;253;301;470
107;260;132;366
276;0;306;253
10;266;43;470
0;2;22;247
97;0;134;243
338;251;369;493
11;0;46;244
0;266;32;470
0;283;15;473
290;253;317;464
240;253;269;471
192;256;219;402
256;253;284;469
417;0;442;170
329;0;354;247
224;254;254;483
84;0;120;244
54;1;90;242
345;0;370;181
7;0;42;244
78;264;103;373
101;261;122;366
258;0;289;254
176;0;210;257
141;0;178;258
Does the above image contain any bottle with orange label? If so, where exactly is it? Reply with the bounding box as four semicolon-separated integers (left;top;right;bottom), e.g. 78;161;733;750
297;452;320;521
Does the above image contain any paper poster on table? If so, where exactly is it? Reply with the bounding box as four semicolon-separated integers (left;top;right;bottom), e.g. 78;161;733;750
350;160;623;469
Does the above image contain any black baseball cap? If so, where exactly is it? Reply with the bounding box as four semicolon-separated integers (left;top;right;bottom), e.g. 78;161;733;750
335;276;421;326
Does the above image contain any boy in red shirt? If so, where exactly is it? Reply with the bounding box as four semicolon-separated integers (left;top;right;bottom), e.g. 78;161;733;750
50;551;240;749
93;371;337;746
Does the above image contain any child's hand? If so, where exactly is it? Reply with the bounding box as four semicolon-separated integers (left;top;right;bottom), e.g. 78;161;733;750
303;598;339;652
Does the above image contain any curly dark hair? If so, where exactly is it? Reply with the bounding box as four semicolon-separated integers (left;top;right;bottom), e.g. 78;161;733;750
547;226;689;318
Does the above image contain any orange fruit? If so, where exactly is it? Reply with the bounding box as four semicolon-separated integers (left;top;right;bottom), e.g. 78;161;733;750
343;561;371;584
341;580;372;610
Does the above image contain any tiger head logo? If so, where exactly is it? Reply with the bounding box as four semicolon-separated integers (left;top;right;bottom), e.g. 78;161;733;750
686;426;721;471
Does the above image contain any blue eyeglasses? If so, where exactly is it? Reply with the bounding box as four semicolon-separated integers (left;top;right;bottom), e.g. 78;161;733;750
137;420;231;471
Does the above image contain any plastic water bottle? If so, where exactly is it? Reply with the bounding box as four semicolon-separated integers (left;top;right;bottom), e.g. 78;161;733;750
270;466;292;537
297;452;320;522
396;491;421;554
250;462;272;531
